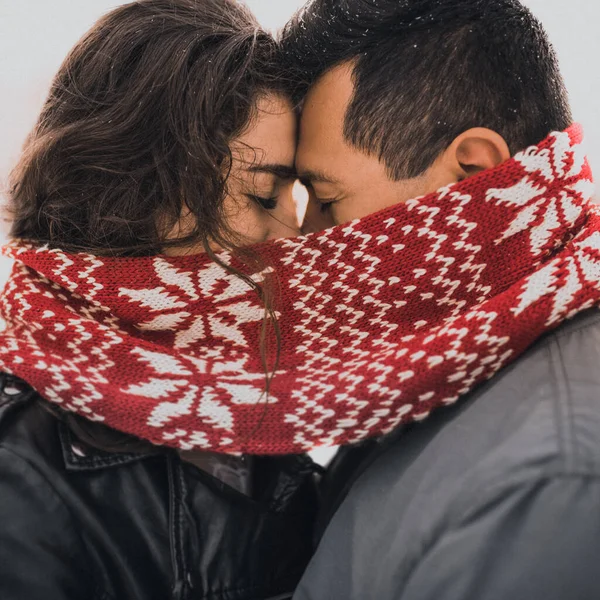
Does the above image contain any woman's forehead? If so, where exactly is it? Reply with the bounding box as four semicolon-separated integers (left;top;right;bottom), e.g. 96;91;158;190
232;94;298;170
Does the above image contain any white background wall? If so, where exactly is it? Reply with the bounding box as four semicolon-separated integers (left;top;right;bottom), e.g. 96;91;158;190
0;0;598;285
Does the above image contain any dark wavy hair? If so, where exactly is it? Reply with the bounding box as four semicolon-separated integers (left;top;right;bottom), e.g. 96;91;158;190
7;0;290;453
10;0;288;256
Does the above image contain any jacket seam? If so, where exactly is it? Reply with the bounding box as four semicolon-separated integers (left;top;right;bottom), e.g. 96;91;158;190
167;454;189;599
552;332;580;472
546;338;576;473
0;444;101;595
401;470;600;591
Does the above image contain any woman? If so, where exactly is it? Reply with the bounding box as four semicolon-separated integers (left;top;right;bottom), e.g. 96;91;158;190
0;1;317;599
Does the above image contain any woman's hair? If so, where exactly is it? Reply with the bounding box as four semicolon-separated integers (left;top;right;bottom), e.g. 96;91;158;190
8;0;290;453
9;0;287;256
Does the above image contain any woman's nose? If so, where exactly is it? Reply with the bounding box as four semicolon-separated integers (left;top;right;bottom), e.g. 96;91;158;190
265;199;302;241
264;181;305;241
266;218;301;240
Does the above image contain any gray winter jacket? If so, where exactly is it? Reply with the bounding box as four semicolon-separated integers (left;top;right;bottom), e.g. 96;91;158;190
295;309;600;600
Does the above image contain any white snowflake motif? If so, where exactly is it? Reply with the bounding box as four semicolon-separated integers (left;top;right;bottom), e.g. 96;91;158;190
514;228;600;325
120;257;274;349
487;132;595;256
117;258;280;443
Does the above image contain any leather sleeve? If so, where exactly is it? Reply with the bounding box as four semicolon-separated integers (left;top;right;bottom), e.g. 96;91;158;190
0;447;97;599
401;475;600;600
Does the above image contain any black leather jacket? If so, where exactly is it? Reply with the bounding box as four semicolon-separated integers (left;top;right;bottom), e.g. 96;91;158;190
0;373;318;600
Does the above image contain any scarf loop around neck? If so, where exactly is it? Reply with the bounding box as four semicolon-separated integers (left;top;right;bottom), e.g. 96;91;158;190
0;125;598;454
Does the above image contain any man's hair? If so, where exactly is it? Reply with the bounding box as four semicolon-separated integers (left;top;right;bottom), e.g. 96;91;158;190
281;0;573;179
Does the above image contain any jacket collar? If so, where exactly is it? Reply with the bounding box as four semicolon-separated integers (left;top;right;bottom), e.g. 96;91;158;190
58;421;165;471
0;371;166;472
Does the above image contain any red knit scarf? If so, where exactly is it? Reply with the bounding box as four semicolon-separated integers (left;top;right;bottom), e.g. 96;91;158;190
1;126;597;454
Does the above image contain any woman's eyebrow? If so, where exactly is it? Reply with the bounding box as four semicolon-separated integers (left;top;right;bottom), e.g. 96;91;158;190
247;164;297;179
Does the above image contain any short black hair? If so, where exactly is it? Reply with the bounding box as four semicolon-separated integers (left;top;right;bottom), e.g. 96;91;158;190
281;0;573;179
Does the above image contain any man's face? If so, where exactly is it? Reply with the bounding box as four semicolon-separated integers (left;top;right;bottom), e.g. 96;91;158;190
296;63;449;226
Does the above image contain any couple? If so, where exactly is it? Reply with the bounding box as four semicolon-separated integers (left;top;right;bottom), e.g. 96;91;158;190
1;0;599;598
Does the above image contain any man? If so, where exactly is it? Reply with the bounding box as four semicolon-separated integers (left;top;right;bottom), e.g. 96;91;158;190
282;1;600;598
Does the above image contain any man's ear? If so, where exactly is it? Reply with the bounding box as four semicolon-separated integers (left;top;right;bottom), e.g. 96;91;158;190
445;128;511;179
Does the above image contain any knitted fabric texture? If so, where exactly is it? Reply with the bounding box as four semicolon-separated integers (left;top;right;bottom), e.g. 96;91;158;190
0;126;598;454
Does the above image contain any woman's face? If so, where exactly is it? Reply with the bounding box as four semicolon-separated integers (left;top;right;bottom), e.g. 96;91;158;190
226;93;301;243
166;93;301;255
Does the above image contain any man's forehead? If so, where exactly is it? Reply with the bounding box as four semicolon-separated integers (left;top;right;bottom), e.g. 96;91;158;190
303;62;355;124
297;63;357;177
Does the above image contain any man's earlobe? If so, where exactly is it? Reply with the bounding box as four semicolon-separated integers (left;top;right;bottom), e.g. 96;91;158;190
452;128;511;178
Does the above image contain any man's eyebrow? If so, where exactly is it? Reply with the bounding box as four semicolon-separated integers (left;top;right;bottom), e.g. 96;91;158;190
298;169;340;184
247;164;297;179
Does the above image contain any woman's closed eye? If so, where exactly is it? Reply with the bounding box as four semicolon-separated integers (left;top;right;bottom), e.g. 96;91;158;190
246;194;278;211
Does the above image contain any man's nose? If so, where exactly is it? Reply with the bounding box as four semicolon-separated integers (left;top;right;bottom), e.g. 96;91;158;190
301;196;335;234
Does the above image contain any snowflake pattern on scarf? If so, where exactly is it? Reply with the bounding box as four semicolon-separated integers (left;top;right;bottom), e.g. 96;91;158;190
0;126;597;454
